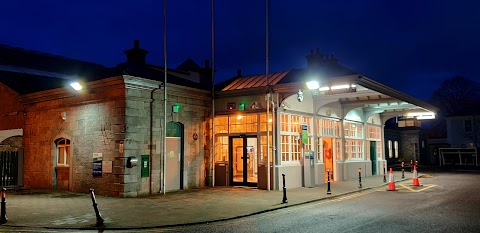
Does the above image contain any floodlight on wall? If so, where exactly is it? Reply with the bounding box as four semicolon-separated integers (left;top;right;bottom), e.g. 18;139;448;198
70;82;83;91
406;112;435;120
306;81;319;90
330;84;350;90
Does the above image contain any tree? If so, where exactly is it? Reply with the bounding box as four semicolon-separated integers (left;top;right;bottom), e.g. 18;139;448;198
430;76;480;116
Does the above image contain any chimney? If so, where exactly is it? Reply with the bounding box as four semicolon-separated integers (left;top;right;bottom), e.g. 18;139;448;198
305;48;323;69
124;40;149;65
237;69;242;77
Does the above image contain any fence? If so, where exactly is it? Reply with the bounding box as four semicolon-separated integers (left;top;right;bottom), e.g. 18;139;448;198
438;148;478;166
0;151;19;187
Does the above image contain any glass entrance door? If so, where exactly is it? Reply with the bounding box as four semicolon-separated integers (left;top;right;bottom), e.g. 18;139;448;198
229;136;257;186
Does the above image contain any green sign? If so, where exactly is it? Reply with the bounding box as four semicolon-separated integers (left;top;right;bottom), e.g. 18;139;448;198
302;124;308;144
141;155;149;177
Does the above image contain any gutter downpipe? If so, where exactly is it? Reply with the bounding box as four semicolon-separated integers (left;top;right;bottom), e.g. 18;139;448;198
150;88;159;194
163;0;167;195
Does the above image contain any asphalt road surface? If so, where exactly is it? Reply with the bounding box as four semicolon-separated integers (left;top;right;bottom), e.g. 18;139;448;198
2;172;480;233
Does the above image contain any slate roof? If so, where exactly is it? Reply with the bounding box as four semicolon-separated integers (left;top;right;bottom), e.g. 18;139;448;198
0;43;213;94
0;43;108;94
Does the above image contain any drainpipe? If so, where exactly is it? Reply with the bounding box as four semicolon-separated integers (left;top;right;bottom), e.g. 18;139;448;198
149;88;159;194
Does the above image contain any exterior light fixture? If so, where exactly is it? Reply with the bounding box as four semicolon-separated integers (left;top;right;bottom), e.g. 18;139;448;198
306;81;319;90
406;112;435;120
268;118;273;123
70;82;83;91
239;103;245;111
297;89;304;102
330;84;350;90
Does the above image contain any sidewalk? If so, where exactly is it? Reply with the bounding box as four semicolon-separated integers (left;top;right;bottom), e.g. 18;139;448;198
2;171;413;230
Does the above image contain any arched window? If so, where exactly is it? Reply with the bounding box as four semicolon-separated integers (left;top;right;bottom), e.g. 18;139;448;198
388;140;393;158
56;138;70;166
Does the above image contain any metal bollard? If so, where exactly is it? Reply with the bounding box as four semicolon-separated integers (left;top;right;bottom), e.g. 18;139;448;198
327;170;331;194
358;168;362;189
401;162;405;179
410;160;413;173
89;188;104;226
383;165;387;183
282;174;288;204
1;188;7;224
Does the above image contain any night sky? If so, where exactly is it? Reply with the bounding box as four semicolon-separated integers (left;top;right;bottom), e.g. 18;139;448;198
2;0;480;101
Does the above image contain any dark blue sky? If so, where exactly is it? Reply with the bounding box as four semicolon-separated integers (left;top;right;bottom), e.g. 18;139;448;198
2;0;480;101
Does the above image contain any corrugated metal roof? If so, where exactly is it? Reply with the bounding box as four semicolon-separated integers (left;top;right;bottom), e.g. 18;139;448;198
221;71;289;91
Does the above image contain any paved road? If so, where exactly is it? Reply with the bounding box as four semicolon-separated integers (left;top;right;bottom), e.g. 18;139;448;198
2;172;479;232
166;172;480;233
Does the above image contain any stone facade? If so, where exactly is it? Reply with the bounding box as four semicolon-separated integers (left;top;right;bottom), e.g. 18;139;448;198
21;77;126;195
17;75;210;197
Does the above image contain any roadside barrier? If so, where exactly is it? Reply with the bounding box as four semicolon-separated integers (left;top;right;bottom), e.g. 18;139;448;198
401;162;405;179
387;168;396;191
327;170;331;194
89;188;104;226
358;168;362;188
412;165;421;186
1;188;7;224
281;174;288;204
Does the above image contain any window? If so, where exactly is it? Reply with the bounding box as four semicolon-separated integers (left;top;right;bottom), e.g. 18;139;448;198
345;139;363;159
388;140;393;158
215;136;228;162
465;119;472;133
56;138;71;166
280;113;313;163
344;121;363;139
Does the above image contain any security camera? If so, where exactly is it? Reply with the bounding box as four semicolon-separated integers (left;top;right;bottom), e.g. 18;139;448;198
297;89;304;102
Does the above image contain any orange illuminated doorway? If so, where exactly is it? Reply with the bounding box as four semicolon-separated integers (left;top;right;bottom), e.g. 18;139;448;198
229;135;257;186
323;138;334;182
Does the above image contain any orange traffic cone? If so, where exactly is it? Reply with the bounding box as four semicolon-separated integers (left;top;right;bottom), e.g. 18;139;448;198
412;165;421;186
387;168;396;191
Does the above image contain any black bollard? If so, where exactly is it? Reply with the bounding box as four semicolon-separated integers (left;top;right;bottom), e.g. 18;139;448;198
358;168;362;189
327;170;331;194
1;188;7;224
383;165;387;182
282;174;288;204
89;188;104;226
401;162;405;179
410;160;413;173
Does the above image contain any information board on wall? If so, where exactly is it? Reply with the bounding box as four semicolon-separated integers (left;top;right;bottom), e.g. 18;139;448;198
93;153;103;177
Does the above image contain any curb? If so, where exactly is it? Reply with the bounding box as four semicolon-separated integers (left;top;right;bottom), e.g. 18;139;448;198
2;177;412;230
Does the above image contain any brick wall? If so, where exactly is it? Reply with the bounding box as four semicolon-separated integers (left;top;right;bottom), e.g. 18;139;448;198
0;82;24;130
22;77;126;196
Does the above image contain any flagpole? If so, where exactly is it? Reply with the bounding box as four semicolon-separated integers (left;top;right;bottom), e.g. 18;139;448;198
163;0;168;195
211;0;216;187
266;0;271;191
